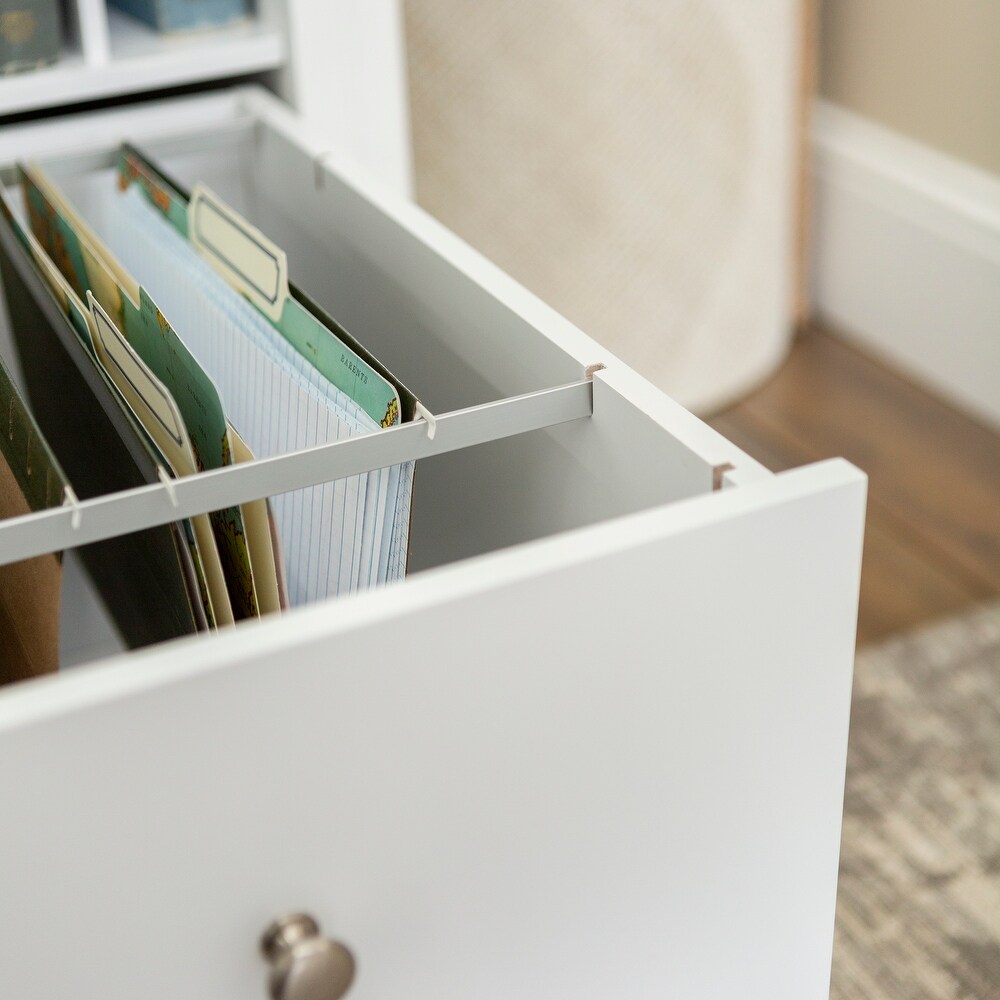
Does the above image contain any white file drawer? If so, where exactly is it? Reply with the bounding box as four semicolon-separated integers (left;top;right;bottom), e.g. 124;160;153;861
0;87;866;1000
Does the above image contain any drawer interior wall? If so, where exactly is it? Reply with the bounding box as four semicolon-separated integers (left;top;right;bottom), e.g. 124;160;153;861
0;92;764;666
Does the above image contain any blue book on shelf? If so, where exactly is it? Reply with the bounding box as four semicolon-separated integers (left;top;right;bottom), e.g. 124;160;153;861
108;0;251;33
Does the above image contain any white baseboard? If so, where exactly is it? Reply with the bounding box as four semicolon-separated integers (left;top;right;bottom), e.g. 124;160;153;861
811;100;1000;429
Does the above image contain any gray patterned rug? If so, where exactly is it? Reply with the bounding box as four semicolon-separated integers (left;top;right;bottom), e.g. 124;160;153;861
832;602;1000;999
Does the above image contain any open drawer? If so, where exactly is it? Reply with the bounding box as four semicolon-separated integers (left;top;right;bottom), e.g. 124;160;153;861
0;87;866;1000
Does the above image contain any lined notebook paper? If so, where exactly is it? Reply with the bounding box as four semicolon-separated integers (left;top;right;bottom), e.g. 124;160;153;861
80;175;407;604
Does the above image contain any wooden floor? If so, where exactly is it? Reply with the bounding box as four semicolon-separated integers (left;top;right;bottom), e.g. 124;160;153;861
709;326;1000;646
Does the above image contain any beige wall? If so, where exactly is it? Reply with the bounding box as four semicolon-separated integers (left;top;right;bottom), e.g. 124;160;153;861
820;0;1000;175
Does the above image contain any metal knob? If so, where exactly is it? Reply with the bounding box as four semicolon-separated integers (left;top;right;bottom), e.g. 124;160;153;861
261;913;356;1000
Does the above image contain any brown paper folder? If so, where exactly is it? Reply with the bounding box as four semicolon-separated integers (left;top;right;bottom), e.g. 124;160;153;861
0;353;67;684
0;460;62;683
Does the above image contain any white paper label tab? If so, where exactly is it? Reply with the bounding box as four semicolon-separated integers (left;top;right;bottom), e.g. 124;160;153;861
87;291;186;452
188;184;289;322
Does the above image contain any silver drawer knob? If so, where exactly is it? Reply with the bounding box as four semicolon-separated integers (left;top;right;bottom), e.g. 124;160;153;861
261;913;356;1000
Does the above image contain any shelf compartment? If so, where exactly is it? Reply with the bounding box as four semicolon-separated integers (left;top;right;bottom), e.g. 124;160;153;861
0;6;283;117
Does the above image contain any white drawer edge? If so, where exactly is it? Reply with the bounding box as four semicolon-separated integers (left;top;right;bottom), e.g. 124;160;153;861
0;458;865;731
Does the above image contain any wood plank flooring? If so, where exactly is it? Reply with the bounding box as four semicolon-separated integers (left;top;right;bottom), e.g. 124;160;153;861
708;326;1000;646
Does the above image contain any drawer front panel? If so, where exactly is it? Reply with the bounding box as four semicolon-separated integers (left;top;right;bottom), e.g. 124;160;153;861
0;461;865;1000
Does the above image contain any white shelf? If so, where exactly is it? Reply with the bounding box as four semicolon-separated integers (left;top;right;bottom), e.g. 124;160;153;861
0;7;284;118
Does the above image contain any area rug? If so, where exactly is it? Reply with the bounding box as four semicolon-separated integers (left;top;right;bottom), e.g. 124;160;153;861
831;601;1000;999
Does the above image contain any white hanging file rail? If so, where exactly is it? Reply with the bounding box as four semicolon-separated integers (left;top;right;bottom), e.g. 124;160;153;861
0;378;594;567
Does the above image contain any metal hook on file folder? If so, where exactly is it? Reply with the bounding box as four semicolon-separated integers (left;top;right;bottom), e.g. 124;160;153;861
414;401;437;441
63;485;82;531
157;466;180;507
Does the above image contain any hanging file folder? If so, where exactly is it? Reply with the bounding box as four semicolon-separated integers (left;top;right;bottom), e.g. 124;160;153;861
0;190;207;649
0;135;421;657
